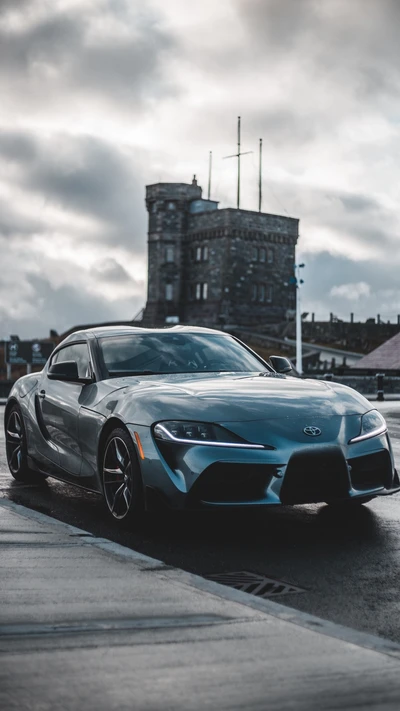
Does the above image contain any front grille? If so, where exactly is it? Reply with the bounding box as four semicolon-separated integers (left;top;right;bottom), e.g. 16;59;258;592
280;446;350;505
349;450;392;491
190;463;276;504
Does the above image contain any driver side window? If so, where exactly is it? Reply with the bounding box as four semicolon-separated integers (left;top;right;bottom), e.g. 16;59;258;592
51;343;91;379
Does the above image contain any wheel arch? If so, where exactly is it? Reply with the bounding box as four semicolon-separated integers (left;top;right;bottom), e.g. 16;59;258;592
97;417;142;480
4;397;20;427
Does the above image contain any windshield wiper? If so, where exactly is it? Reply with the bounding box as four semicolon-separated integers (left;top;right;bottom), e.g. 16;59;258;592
108;370;165;376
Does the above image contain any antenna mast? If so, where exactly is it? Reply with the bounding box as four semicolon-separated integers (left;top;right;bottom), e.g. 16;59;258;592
237;117;241;209
208;151;212;200
258;138;262;212
223;116;253;209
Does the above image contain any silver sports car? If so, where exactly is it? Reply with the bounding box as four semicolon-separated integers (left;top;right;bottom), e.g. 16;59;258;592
4;325;399;526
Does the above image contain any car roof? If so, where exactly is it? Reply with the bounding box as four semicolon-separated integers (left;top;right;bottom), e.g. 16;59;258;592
61;324;228;343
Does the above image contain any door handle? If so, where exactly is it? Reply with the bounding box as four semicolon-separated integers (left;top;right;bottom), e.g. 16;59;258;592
39;390;46;399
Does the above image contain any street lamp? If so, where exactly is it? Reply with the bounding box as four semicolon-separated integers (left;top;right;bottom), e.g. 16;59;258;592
294;263;305;375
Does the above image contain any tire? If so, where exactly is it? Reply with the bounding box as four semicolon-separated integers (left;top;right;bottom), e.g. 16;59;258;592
101;427;144;528
5;404;48;483
325;496;374;508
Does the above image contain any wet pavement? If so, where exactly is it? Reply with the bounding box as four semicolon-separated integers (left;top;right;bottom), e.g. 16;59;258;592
5;500;400;711
1;402;400;644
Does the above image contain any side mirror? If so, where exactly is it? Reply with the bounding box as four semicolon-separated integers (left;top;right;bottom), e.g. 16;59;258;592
269;355;292;374
48;361;92;384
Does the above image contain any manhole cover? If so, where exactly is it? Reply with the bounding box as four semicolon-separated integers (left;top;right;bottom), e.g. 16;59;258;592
205;571;305;598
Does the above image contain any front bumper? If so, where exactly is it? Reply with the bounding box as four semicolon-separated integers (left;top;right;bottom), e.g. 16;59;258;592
127;424;399;510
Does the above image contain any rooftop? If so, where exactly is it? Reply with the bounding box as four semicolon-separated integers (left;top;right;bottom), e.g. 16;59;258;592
354;331;400;369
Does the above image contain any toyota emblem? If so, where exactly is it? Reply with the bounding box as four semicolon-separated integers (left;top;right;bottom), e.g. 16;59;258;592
303;426;321;437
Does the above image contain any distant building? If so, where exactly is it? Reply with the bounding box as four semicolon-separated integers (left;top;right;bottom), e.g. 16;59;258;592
142;177;299;327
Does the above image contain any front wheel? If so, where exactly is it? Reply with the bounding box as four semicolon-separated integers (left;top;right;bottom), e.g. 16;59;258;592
5;404;48;483
101;427;144;528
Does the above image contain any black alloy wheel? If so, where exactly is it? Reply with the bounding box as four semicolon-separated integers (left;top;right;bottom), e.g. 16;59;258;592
5;405;47;483
102;427;144;527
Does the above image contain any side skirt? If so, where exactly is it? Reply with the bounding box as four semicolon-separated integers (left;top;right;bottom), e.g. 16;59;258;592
27;455;102;495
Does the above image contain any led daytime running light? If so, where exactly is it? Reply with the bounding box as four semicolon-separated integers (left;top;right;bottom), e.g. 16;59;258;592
154;423;264;449
350;423;387;444
349;410;387;444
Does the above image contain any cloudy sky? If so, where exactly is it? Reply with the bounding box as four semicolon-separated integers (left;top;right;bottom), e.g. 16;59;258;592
1;0;400;339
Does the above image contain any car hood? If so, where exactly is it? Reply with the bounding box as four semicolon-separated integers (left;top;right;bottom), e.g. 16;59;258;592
101;372;371;424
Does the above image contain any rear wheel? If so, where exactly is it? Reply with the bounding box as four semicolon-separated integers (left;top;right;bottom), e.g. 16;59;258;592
5;404;48;483
101;427;144;527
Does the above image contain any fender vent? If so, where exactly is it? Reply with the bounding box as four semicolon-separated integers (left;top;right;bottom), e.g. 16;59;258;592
205;571;305;598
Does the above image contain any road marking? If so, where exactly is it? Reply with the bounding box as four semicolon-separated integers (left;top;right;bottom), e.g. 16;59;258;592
0;614;232;638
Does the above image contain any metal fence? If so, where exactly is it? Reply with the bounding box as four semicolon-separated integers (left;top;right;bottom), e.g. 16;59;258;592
311;374;400;399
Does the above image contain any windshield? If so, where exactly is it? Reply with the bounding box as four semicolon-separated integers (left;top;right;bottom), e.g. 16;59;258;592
98;333;269;377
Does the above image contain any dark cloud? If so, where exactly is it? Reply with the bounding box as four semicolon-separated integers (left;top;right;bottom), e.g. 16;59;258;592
91;259;133;283
0;1;180;113
0;127;147;250
1;0;400;337
0;125;148;338
301;251;400;321
0;268;144;340
336;194;381;214
257;177;397;251
0;131;37;163
232;0;400;107
237;0;318;51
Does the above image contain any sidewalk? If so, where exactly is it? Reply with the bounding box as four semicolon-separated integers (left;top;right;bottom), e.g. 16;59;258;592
2;501;400;710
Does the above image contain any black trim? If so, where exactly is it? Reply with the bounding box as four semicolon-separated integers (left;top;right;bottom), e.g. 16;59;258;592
28;454;101;494
47;340;97;383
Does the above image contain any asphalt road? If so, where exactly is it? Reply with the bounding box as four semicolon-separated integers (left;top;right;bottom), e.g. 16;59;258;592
2;401;400;643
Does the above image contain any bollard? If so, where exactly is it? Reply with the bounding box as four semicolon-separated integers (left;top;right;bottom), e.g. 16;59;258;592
376;373;385;401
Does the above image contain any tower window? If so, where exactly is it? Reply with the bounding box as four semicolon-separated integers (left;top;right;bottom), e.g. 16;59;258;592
267;285;273;302
166;246;174;263
252;246;258;261
203;245;208;261
268;248;274;264
259;284;265;302
165;283;173;301
167;202;176;210
196;246;202;261
259;248;266;263
251;284;257;301
195;283;208;300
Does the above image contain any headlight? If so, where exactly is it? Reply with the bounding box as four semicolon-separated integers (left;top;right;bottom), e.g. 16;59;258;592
153;421;265;449
349;410;387;444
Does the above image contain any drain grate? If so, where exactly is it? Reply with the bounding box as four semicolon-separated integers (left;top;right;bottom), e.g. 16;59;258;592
205;571;305;598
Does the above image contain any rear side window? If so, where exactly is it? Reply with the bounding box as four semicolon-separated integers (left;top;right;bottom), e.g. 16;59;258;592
51;343;91;379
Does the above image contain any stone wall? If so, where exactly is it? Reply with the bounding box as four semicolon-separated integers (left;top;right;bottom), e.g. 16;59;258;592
183;207;298;326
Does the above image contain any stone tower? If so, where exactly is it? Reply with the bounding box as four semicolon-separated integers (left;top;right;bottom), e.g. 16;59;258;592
142;177;203;325
142;178;299;327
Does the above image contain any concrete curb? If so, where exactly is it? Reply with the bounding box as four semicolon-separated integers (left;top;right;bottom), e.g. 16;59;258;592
2;497;400;662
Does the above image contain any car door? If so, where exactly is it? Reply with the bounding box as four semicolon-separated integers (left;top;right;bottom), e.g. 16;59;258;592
38;342;92;476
